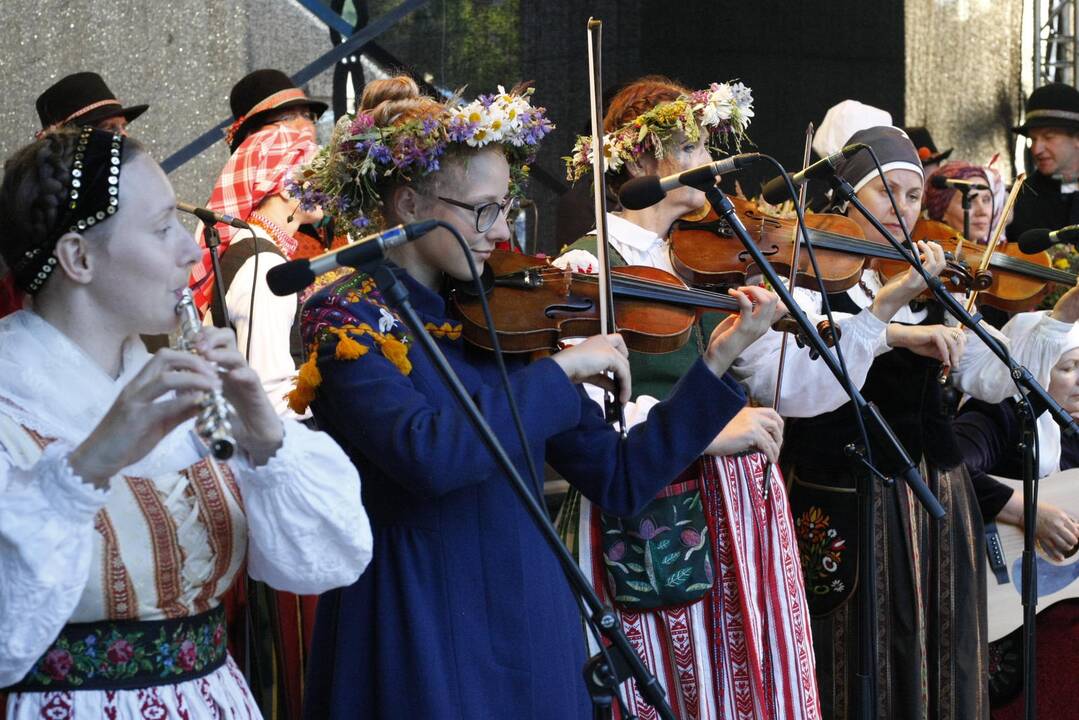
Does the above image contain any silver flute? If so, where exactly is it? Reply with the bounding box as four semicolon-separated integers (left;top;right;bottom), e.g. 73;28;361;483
173;288;236;460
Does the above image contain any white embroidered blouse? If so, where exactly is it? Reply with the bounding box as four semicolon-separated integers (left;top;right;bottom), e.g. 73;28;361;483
0;309;373;689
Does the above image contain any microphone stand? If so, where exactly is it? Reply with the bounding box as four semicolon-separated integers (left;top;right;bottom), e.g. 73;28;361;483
203;224;232;328
831;174;1079;720
367;263;675;720
703;182;943;720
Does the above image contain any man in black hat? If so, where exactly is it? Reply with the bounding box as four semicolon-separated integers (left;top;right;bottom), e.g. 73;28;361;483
1007;82;1079;243
35;72;147;137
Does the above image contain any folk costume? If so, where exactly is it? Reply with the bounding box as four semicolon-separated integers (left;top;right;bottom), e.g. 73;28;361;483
203;123;317;419
554;211;903;720
782;126;996;720
189;70;325;315
295;263;747;718
0;307;372;718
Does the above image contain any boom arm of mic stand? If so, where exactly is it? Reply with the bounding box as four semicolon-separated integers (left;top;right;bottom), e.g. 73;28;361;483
702;184;945;519
829;176;1079;440
367;264;676;720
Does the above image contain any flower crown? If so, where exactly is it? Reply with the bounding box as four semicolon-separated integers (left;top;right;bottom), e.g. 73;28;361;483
564;81;754;183
288;86;554;231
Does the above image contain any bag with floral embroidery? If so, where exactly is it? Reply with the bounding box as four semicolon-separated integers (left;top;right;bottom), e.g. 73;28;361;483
599;478;713;610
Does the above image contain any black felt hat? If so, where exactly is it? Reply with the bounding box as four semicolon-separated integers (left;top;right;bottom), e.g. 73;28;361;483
902;126;952;166
1014;83;1079;134
226;69;328;151
35;72;148;134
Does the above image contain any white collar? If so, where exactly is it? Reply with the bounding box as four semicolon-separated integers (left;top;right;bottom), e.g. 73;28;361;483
589;213;666;256
607;213;665;252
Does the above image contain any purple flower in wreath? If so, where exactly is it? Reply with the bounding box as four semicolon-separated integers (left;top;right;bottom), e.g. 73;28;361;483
630;516;670;541
369;143;392;166
43;648;73;681
177;639;197;671
607;540;626;563
106;638;134;664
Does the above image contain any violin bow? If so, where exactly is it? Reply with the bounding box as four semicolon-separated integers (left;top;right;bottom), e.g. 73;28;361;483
964;173;1025;314
586;17;627;437
762;122;815;499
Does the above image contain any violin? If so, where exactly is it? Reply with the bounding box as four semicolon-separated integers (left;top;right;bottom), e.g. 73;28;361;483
908;218;1070;312
449;249;838;355
669;196;977;296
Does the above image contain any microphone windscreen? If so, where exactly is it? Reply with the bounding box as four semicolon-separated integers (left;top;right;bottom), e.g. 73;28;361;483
759;175;790;205
929;175;951;190
1017;228;1053;255
618;176;665;211
266;260;316;296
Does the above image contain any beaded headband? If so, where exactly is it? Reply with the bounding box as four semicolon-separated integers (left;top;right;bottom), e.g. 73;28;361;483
14;126;124;294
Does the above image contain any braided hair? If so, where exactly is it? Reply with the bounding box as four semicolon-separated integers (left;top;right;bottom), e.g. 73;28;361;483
602;75;692;193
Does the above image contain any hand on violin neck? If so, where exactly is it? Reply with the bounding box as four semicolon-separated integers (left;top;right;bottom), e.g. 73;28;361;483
550;333;632;404
703;286;779;377
869;240;946;321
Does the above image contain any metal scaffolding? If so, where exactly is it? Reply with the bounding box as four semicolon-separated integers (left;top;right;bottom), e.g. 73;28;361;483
1034;0;1079;87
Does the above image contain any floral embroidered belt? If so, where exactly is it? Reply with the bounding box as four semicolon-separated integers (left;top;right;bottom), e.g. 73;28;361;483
4;606;227;693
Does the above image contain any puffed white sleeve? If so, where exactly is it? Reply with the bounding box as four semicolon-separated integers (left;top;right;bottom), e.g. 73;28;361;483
235;419;372;594
0;441;108;687
955;311;1075;402
729;285;888;416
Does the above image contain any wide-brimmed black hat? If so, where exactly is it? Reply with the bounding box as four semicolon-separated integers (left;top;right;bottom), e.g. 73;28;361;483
902;126;952;167
226;69;328;151
35;72;148;135
1014;83;1079;134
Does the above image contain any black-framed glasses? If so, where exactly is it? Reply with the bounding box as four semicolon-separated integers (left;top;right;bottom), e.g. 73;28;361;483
438;195;518;232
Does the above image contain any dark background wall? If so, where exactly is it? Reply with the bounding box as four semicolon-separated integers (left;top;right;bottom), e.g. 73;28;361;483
514;0;907;252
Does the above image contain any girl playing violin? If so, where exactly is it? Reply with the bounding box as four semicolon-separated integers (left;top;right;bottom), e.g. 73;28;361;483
555;78;948;720
288;76;779;719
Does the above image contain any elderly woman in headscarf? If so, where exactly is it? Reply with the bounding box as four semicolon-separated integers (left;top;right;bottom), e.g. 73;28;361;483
781;125;1002;720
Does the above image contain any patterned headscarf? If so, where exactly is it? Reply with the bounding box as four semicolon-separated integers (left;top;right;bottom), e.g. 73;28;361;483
923;161;1006;242
188;123;318;314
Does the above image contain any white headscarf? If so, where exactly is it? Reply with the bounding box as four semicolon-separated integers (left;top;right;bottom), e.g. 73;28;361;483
1001;311;1079;476
812;99;893;158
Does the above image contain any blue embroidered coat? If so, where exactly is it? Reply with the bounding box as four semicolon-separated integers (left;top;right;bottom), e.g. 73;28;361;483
301;267;747;719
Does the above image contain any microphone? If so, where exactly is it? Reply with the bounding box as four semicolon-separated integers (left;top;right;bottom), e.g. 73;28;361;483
929;176;989;192
1017;225;1079;254
759;143;868;204
266;220;439;296
618;153;761;210
178;201;251;230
